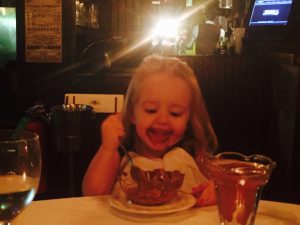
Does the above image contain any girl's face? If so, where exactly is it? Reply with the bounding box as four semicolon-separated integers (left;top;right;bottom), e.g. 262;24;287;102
132;73;191;157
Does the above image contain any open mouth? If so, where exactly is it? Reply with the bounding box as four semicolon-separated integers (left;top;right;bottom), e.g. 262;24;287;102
147;127;173;144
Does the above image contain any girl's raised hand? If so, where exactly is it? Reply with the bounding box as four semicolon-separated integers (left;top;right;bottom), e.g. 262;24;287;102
101;113;124;150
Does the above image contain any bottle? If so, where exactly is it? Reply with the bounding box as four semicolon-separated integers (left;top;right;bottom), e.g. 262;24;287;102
224;20;234;54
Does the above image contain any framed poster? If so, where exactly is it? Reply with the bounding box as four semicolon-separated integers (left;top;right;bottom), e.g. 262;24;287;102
25;0;62;63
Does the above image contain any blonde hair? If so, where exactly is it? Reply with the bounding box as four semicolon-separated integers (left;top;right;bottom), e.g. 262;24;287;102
122;54;217;155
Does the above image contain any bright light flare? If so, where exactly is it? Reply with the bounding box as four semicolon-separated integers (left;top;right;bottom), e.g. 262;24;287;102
0;7;16;30
152;18;181;39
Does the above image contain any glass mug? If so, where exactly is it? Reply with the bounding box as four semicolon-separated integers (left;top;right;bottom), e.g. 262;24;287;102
199;152;276;225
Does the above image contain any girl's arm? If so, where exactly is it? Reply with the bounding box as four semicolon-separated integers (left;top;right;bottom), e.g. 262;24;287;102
82;114;124;196
192;148;216;206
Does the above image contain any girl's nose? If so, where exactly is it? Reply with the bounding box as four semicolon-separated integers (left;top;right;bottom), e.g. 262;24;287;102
156;111;170;125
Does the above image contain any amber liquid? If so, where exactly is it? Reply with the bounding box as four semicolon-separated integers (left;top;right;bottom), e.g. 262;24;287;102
0;175;38;222
209;160;270;225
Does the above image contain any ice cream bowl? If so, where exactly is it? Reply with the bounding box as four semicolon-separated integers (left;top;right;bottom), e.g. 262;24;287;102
119;165;185;206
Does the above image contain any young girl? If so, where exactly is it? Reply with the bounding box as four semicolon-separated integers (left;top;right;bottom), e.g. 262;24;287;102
82;54;217;206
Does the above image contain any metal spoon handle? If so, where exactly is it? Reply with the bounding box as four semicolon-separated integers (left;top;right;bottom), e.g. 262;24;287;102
118;142;134;166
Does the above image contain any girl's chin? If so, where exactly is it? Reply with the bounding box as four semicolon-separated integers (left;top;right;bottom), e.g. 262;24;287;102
148;142;172;153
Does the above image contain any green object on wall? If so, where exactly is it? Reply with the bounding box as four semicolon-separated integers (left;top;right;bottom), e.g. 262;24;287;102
0;7;16;68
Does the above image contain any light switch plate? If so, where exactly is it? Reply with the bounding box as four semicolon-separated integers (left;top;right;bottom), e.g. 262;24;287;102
64;93;124;113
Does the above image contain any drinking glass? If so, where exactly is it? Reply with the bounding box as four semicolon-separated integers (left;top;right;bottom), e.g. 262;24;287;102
0;130;41;225
198;152;276;225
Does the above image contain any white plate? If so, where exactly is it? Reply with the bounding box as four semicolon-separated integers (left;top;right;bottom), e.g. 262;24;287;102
109;191;196;215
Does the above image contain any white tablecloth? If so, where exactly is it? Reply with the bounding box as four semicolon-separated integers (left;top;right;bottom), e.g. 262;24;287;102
12;196;300;225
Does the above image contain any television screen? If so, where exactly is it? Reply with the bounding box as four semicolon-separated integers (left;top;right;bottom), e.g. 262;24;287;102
0;7;16;69
248;0;293;26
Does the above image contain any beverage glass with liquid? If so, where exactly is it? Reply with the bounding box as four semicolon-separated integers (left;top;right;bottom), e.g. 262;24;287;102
0;130;41;225
200;152;276;225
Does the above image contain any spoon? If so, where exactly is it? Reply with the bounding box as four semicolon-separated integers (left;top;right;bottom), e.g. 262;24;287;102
118;140;134;166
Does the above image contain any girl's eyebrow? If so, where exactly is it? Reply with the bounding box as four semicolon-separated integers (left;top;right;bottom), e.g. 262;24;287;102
170;103;189;109
141;101;188;109
170;104;189;110
141;100;158;105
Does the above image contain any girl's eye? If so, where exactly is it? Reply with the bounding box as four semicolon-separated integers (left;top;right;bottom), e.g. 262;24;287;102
170;111;182;117
145;108;157;114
